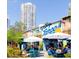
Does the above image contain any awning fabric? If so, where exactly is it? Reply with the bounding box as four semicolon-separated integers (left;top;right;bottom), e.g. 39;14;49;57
23;36;42;42
43;33;71;39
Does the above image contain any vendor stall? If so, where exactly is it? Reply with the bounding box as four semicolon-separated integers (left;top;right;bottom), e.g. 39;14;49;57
42;32;71;57
21;36;43;57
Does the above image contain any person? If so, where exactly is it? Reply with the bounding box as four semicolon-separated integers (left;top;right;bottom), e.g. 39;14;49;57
66;44;71;54
22;49;27;57
56;48;65;57
56;48;62;54
59;42;63;49
34;45;39;50
29;44;39;57
34;45;39;57
67;41;71;49
47;46;56;57
62;45;71;57
29;45;35;57
63;45;69;54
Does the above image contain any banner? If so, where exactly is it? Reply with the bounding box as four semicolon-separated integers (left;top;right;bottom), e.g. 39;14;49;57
40;21;62;36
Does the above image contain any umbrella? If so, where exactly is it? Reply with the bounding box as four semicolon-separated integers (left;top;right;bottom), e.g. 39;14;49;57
43;33;71;39
23;36;42;42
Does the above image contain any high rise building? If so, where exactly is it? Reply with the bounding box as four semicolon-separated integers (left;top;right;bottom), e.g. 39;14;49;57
68;2;71;16
7;18;10;29
21;2;36;31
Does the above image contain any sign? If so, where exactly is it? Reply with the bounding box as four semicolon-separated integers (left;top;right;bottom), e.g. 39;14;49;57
41;22;62;36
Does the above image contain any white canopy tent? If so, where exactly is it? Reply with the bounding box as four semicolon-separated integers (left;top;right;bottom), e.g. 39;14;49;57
23;36;42;42
42;33;71;51
43;33;71;40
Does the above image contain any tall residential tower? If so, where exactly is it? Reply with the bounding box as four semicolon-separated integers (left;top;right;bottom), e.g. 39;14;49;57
21;2;36;31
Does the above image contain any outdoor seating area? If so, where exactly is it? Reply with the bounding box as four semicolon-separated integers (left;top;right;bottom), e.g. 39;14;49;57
42;33;71;58
19;33;71;58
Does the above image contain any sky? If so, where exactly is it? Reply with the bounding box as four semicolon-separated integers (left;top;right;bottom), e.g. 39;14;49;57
7;0;70;26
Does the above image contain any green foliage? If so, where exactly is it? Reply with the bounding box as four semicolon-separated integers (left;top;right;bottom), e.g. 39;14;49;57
39;42;43;50
64;53;71;57
7;27;16;42
7;27;22;43
7;21;23;44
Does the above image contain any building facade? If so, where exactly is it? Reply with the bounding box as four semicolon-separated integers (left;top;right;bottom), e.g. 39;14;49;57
21;2;36;31
61;16;71;34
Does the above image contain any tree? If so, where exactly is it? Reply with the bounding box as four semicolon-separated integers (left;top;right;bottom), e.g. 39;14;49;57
7;21;24;47
15;21;25;33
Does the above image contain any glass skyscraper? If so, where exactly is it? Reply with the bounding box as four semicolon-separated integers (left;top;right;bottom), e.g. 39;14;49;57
21;2;36;31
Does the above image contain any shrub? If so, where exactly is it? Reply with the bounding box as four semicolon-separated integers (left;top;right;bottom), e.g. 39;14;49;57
7;46;21;57
64;53;71;57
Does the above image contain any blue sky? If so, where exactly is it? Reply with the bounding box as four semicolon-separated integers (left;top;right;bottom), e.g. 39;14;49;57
7;0;70;26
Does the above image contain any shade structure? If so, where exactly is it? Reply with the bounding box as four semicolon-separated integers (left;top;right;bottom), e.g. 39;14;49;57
23;36;42;42
68;37;71;40
43;33;71;39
